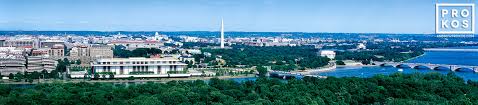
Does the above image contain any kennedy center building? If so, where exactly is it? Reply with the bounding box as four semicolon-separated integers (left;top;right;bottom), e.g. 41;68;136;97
91;57;188;78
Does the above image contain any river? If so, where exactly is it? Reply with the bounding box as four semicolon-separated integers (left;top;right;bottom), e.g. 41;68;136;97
315;46;478;81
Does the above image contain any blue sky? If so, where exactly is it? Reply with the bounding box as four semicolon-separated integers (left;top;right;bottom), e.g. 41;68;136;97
0;0;476;33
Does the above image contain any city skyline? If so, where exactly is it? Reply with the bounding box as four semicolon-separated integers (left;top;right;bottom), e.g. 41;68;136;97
0;0;477;34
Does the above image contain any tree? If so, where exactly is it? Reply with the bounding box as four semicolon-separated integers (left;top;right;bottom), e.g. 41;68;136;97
27;78;33;83
41;69;49;79
128;95;164;105
75;60;81;65
83;73;89;80
361;60;371;65
256;66;268;77
63;58;70;65
336;60;346;65
0;73;477;104
186;60;193;68
93;73;100;80
113;46;164;58
14;72;23;82
201;45;330;70
109;73;114;79
50;70;59;79
8;73;14;79
32;71;40;79
128;76;135;80
55;59;68;72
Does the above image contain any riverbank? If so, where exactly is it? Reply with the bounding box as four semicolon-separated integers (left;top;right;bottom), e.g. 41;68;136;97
403;53;426;62
291;62;337;75
0;75;256;85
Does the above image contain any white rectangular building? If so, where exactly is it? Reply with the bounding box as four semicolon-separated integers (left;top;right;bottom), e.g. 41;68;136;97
91;57;188;78
319;50;336;59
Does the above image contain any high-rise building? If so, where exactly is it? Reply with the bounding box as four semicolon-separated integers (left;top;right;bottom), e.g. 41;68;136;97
220;18;225;48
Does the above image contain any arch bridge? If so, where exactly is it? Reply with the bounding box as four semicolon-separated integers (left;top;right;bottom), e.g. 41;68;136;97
375;62;478;73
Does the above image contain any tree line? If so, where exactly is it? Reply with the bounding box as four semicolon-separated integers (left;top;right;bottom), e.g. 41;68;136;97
0;72;477;104
113;45;180;58
201;45;330;71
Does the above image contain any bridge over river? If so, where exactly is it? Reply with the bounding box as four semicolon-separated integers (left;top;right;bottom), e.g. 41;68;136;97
423;48;478;52
375;62;478;73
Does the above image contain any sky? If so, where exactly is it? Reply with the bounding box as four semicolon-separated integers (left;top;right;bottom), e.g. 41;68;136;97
0;0;476;33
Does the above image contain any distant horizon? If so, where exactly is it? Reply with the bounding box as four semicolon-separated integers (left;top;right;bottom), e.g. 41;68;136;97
2;0;476;34
0;30;443;35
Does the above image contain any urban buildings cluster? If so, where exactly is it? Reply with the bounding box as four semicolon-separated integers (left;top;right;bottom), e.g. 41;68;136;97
0;32;196;79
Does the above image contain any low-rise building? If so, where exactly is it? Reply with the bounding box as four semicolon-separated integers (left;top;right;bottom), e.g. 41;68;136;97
26;56;57;72
0;47;27;75
0;47;26;73
40;40;64;48
48;44;65;60
70;45;89;57
89;44;113;60
3;38;36;48
319;50;336;59
109;40;164;50
179;55;195;64
90;57;187;78
68;45;91;64
357;43;367;50
31;48;49;56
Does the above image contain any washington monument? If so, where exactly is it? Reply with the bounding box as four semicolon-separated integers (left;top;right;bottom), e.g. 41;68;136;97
220;18;225;48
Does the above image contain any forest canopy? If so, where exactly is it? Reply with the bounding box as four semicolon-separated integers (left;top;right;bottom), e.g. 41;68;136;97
0;72;477;105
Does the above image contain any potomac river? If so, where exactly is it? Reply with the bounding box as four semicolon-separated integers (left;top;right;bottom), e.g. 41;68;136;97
315;46;478;81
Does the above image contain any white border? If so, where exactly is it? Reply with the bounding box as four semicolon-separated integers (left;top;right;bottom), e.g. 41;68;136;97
435;3;475;34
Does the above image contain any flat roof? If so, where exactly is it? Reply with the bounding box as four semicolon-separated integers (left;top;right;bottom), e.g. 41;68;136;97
96;57;181;62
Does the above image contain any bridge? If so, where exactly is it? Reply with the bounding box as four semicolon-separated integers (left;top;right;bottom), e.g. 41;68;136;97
375;62;478;73
423;48;478;52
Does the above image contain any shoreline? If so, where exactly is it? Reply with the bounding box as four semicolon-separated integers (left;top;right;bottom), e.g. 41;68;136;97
292;62;337;75
402;53;426;62
0;75;256;85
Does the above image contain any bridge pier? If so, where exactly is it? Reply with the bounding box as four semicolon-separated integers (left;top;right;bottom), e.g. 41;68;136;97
426;65;437;70
450;66;458;72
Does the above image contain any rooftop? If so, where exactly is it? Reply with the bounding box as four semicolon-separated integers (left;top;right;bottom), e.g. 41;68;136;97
96;57;181;62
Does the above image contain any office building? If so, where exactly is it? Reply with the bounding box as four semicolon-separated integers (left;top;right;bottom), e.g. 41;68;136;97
48;44;65;60
110;40;163;50
3;39;36;48
26;56;57;72
40;40;64;48
89;45;113;59
0;47;26;75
